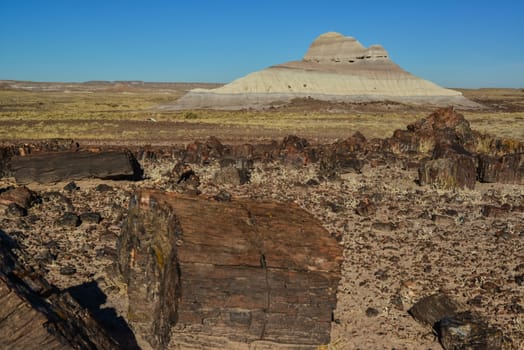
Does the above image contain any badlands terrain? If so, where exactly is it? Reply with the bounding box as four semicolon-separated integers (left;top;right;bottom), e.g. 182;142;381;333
0;79;523;350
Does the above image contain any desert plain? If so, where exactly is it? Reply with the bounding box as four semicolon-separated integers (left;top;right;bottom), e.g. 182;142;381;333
0;79;523;350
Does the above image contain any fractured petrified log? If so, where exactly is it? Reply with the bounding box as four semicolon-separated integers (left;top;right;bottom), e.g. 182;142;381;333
418;143;477;190
419;157;476;190
10;150;141;184
439;311;503;350
409;294;504;350
0;231;121;350
0;185;38;209
388;107;477;155
117;189;343;349
478;153;523;184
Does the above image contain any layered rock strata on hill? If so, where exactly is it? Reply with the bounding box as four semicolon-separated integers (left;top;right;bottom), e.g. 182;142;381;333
167;32;479;110
0;231;121;350
117;189;343;349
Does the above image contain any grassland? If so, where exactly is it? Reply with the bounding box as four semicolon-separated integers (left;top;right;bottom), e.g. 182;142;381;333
0;82;522;144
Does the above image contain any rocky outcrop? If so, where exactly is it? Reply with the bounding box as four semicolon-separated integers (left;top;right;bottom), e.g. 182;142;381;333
0;231;121;350
10;150;142;184
117;189;343;349
388;107;524;189
388;107;477;155
163;32;479;110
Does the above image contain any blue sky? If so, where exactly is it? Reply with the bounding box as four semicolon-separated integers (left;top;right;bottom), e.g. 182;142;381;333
1;0;523;87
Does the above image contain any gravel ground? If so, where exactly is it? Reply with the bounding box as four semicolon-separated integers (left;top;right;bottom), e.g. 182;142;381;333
1;156;523;349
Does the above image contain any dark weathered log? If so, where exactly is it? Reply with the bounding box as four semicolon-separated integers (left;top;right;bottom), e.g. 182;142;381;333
478;153;523;184
409;294;504;350
117;189;343;349
0;231;121;350
439;311;503;350
10;150;141;184
418;156;477;190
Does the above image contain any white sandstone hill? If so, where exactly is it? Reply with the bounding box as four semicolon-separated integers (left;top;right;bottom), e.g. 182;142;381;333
166;32;480;110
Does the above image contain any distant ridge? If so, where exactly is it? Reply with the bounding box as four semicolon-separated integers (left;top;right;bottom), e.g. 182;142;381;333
166;32;480;110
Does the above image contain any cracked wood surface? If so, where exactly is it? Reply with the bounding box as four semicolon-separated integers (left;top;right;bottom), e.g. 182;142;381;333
117;189;343;349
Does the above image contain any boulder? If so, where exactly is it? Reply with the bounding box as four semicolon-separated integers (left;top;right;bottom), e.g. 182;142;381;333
117;189;343;349
183;136;225;164
409;294;463;327
439;311;503;350
409;294;503;350
0;186;38;209
319;136;366;179
10;150;141;184
280;135;315;166
213;166;250;186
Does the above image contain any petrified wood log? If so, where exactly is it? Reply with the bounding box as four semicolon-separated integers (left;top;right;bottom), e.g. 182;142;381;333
117;189;343;349
478;153;523;184
10;150;141;184
439;311;503;350
0;231;121;350
409;294;503;350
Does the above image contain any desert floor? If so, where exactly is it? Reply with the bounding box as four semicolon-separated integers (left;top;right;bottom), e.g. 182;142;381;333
0;81;523;349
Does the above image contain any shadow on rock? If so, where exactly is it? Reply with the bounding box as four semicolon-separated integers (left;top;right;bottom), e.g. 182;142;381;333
66;281;141;350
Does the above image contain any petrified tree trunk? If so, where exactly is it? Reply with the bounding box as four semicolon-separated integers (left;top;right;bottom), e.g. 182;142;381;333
10;150;141;184
478;153;523;184
117;189;343;349
0;231;121;350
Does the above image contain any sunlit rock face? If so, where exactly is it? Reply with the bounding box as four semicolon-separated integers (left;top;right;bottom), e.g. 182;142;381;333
166;32;480;110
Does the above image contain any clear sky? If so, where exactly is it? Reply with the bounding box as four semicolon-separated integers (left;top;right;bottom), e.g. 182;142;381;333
1;0;523;88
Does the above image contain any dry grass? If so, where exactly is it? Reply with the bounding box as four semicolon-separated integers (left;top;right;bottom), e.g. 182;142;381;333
0;85;522;143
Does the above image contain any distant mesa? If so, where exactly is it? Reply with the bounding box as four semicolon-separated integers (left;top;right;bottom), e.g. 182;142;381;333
163;32;480;110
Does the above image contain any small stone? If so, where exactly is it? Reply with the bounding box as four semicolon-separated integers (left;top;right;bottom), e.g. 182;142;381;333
481;281;501;293
5;203;27;217
214;190;232;202
60;265;77;275
468;295;483;307
365;307;379;317
95;183;113;192
56;212;81;227
355;199;376;217
371;222;397;232
515;274;524;286
374;269;389;281
305;179;319;186
390;295;404;311
325;201;343;213
80;212;102;224
63;181;79;192
213;167;249;186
